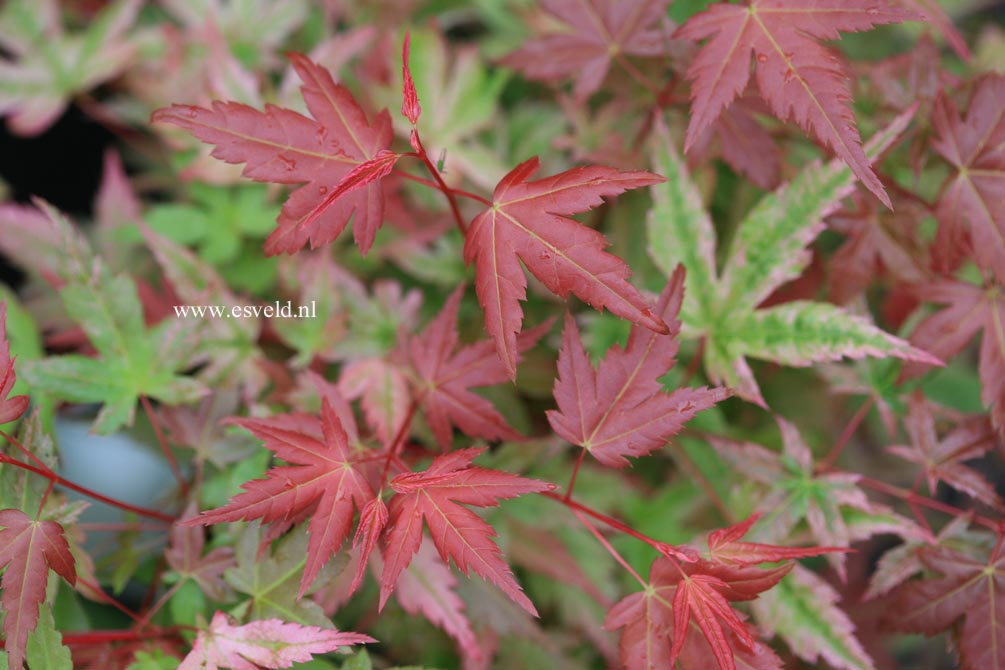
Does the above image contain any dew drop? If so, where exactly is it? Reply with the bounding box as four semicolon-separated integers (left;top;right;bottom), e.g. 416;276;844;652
180;108;198;119
318;185;328;195
278;155;297;171
784;68;795;82
756;53;768;63
538;251;552;261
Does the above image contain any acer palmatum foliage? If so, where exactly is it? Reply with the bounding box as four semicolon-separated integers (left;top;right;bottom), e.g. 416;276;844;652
0;3;1002;670
677;0;922;207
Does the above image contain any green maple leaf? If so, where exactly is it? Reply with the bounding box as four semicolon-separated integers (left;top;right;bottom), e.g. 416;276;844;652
647;107;938;406
224;524;343;629
20;203;205;434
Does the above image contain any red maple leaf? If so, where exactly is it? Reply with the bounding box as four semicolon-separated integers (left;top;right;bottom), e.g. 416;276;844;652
187;400;373;596
0;302;29;425
677;0;921;207
502;0;672;101
686;94;782;190
408;287;549;450
0;509;77;670
826;193;928;304
152;53;394;256
931;76;1005;282
887;392;1001;508
464;157;666;378
887;542;1005;670
547;266;729;467
606;516;833;670
379;447;553;616
907;278;1005;440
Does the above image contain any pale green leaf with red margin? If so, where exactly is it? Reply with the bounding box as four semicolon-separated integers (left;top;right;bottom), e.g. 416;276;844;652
178;611;373;670
752;565;875;670
647;115;719;330
648;106;937;406
18;203;206;433
0;0;141;136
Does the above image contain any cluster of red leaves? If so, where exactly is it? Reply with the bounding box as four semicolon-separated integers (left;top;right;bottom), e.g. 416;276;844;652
607;514;840;670
4;1;1005;669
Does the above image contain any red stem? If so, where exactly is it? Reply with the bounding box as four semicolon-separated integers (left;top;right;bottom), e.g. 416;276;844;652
541;490;678;556
564;449;587;501
0;453;176;523
141;396;188;497
410;133;470;235
380;400;419;486
856;475;1001;532
394;169;491;206
820;397;874;469
571;508;647;588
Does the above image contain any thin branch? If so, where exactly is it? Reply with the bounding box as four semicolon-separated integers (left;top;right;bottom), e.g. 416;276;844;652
380;400;419;486
571;508;647;588
819;397;874;469
141;396;188;497
0;453;176;523
856;475;1001;532
564;449;587;502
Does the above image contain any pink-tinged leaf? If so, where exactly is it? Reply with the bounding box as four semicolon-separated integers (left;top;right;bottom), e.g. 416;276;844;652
379;448;553;616
752;564;874;670
863;514;970;601
408;287;549;449
391;541;482;662
826;194;928;304
887;544;1005;670
887;392;1001;507
166;504;235;602
710;418;901;581
178;611;373;670
188;401;373;596
401;32;421;125
94;149;141;232
0;303;29;425
151;53;393;256
931;76;1005;282
687;96;782;190
899;0;971;60
502;0;673;101
464;157;667;378
0;509;76;670
507;520;610;605
677;0;921;207
338;357;410;446
907;278;1005;439
548;267;729;467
